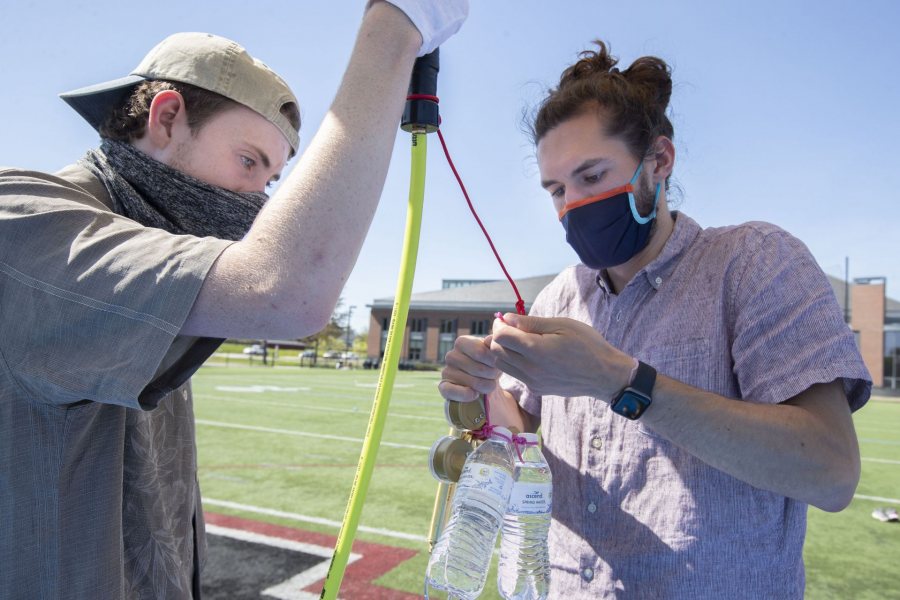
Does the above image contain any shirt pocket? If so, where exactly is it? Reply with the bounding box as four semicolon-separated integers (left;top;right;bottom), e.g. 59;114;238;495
637;338;710;439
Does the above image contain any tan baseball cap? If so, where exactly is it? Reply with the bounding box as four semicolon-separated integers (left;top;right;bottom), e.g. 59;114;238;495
60;32;300;153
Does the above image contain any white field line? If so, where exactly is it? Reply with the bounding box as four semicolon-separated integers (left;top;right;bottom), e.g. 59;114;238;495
854;494;900;505
197;383;442;407
859;438;900;446
204;498;428;543
203;383;442;407
206;523;361;600
195;419;432;451
861;457;900;465
197;393;444;422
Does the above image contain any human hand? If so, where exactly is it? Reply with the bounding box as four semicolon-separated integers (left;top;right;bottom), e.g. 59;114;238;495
490;313;636;401
368;0;469;56
438;334;500;403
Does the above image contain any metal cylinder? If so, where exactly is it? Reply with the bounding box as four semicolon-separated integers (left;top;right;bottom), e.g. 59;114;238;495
444;398;486;431
429;435;473;483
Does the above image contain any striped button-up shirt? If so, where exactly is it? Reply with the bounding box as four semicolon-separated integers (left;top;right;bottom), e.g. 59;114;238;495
501;212;871;599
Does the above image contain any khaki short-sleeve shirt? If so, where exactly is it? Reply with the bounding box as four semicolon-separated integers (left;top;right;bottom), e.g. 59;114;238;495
0;165;233;599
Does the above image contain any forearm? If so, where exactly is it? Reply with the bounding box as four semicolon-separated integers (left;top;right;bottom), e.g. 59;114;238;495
183;3;420;339
640;377;860;511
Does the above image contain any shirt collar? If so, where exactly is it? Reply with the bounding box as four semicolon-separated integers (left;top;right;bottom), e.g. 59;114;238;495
594;211;701;294
640;211;700;290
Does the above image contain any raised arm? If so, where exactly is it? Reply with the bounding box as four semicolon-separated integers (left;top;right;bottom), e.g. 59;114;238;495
182;1;466;339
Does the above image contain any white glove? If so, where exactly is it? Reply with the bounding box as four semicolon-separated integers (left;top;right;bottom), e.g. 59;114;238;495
372;0;469;56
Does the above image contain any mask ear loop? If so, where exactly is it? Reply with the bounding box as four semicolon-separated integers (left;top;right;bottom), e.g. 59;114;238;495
627;162;662;225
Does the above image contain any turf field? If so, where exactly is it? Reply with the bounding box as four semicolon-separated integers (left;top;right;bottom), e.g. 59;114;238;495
193;361;900;599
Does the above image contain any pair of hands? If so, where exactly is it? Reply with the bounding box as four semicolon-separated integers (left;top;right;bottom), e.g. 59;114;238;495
439;313;636;405
369;0;469;56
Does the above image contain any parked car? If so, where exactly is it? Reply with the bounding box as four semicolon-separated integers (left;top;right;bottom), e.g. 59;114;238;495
322;351;341;359
340;352;358;360
242;344;266;356
299;350;316;358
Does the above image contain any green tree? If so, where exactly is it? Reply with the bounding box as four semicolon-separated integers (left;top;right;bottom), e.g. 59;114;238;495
300;299;348;362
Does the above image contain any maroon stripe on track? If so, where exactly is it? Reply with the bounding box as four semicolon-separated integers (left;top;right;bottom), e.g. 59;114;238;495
205;512;421;599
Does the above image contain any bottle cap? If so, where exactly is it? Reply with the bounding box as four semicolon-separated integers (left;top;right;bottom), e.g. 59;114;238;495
520;432;539;444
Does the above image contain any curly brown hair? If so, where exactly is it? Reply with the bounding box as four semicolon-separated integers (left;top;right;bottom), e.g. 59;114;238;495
531;41;674;165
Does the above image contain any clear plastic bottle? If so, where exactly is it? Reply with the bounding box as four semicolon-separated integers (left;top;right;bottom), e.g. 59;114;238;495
426;426;516;600
497;432;552;600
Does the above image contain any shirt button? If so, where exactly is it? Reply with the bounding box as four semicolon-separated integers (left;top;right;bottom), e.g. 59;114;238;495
655;276;663;286
582;567;594;581
587;502;597;513
591;437;602;450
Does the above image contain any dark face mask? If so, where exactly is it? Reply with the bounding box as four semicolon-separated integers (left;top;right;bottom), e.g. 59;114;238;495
559;162;661;269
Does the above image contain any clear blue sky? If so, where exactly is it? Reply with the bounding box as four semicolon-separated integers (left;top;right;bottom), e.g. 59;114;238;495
3;0;898;334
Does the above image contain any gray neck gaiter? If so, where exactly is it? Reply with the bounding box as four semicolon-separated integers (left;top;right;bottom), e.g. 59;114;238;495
79;139;268;241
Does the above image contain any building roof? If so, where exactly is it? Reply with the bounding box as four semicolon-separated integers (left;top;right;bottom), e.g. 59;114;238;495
827;275;900;316
371;273;900;318
370;275;557;313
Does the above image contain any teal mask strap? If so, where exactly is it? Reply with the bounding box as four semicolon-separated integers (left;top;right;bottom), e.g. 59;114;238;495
627;161;660;225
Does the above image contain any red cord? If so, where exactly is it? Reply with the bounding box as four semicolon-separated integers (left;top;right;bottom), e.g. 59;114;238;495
406;93;525;316
435;128;527;316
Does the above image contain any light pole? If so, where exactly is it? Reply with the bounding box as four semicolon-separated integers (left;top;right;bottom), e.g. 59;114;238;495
345;305;356;352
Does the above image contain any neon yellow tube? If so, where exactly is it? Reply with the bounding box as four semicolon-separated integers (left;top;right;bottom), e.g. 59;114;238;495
320;131;428;599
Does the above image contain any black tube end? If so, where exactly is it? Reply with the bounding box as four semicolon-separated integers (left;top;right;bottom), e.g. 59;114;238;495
401;49;440;133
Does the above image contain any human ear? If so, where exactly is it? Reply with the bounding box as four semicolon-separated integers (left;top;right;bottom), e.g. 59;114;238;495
145;90;187;150
650;136;675;183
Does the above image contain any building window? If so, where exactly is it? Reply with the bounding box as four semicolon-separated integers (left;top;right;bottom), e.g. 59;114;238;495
438;319;457;362
408;317;427;361
885;330;900;390
471;319;490;336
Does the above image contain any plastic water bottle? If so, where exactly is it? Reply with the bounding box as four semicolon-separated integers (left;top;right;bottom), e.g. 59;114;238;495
426;426;516;600
497;432;552;600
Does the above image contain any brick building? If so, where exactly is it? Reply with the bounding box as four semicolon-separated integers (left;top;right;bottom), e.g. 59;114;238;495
367;274;900;389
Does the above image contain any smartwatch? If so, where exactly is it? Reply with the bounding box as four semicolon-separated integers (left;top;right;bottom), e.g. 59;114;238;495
610;361;656;420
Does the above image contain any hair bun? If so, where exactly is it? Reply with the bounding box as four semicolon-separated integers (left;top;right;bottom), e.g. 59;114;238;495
531;39;675;161
624;56;673;112
558;40;620;88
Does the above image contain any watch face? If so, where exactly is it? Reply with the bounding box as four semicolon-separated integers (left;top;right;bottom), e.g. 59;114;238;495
613;390;649;420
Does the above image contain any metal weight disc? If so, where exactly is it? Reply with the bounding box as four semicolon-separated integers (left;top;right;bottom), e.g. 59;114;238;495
428;436;473;483
444;398;486;431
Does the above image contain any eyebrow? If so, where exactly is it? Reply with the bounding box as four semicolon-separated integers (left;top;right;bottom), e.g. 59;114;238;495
248;144;272;170
541;157;611;189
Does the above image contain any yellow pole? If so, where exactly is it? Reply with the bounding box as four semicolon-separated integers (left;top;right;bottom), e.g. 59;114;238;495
320;131;428;599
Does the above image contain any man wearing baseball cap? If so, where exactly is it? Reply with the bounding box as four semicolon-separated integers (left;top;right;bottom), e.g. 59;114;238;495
0;1;467;597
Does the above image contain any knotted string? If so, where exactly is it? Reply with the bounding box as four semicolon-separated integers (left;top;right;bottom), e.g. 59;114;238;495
471;369;536;461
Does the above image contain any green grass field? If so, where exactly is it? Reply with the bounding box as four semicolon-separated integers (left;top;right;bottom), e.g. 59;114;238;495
193;362;900;599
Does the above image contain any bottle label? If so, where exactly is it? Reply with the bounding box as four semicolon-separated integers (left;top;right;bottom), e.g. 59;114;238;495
458;464;513;500
507;482;552;515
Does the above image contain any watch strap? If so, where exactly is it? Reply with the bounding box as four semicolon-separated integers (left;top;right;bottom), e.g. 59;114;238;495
609;360;657;420
630;360;657;396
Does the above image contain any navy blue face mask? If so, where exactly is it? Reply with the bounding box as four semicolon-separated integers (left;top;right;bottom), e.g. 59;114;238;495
559;162;661;269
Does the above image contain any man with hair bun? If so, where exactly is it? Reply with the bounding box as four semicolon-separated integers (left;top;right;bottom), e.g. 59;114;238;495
439;41;869;598
0;1;467;597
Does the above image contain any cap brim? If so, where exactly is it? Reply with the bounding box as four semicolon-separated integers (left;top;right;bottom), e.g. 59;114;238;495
60;74;147;132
